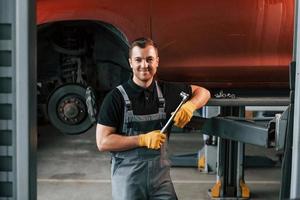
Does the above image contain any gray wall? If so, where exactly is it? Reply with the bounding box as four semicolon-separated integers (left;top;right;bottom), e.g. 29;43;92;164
0;0;36;199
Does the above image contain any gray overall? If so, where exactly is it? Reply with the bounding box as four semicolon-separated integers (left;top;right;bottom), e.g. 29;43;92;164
111;82;177;200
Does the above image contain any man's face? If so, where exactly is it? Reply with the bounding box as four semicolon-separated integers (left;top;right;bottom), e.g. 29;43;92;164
129;45;159;86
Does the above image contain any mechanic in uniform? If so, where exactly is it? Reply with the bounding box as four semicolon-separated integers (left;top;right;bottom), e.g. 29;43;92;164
96;37;210;200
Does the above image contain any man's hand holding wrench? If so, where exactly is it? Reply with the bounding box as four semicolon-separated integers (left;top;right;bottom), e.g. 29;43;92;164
160;92;198;162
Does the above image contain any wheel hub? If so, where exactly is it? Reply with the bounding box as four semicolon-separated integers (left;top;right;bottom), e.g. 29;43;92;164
57;96;86;125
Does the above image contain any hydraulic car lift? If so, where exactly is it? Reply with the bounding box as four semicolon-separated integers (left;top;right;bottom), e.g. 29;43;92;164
202;97;290;199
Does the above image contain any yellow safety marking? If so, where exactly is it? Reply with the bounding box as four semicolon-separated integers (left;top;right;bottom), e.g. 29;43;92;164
240;179;250;198
210;180;221;197
198;155;205;171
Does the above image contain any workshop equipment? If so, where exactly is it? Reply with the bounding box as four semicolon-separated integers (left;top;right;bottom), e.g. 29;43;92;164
160;92;189;162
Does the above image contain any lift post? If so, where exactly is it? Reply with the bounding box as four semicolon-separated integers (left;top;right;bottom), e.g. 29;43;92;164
290;0;300;197
202;97;289;199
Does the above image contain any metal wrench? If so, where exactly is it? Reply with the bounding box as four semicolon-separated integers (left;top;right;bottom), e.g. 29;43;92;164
161;91;190;134
160;92;189;163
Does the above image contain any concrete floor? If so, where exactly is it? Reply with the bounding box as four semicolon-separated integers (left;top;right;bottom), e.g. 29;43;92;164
37;125;281;200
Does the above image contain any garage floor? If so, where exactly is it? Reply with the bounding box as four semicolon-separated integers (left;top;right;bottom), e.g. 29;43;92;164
37;125;281;200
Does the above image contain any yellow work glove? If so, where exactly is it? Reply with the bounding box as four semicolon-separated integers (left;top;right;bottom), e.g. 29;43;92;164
138;130;166;149
173;101;197;128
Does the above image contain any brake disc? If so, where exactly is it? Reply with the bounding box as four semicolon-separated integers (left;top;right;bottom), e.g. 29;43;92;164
47;84;93;134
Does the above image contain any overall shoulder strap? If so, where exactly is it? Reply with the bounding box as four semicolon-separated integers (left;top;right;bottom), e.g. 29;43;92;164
155;81;165;113
116;85;133;133
116;85;132;110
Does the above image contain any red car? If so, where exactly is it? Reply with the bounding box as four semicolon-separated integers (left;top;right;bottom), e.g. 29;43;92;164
37;0;294;134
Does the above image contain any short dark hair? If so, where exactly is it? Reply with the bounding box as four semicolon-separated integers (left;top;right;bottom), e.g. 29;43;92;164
129;37;158;58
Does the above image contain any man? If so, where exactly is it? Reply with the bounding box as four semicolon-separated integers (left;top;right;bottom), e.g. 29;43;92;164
96;37;210;200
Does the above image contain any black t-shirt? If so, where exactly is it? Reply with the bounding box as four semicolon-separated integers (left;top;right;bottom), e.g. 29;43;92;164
97;79;192;134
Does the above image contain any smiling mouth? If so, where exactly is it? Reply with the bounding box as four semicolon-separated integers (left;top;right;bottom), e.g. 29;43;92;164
139;69;150;73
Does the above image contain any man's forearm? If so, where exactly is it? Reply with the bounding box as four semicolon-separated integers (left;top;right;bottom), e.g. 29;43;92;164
190;86;211;109
96;124;140;152
97;133;139;152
